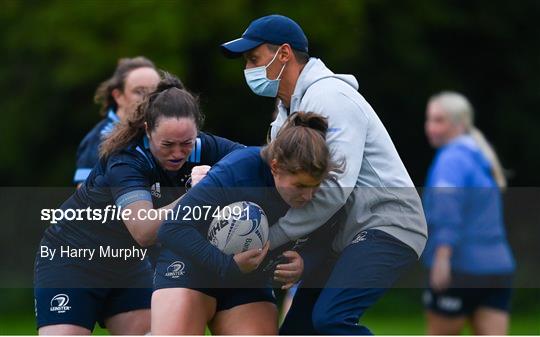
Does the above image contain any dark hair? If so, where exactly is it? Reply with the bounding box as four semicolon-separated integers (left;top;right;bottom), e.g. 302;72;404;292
261;112;339;180
100;72;203;159
94;56;157;116
267;44;309;65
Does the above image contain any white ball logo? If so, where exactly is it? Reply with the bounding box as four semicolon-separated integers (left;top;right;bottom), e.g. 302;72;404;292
208;201;268;254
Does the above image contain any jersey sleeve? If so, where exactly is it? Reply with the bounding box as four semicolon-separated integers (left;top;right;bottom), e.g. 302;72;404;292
196;132;245;165
106;154;153;208
427;147;469;188
424;148;470;248
157;158;243;280
74;132;100;184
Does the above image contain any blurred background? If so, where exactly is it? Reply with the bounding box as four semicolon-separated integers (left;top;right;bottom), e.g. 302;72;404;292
0;0;539;334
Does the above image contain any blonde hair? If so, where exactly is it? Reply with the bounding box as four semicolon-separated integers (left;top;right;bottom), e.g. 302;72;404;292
429;91;507;188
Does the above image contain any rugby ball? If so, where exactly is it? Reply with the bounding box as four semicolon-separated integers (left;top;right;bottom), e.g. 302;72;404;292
207;201;269;255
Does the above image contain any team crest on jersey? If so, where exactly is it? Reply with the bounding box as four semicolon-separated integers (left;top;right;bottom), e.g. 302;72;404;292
352;231;368;244
151;182;161;198
50;294;71;313
165;261;186;278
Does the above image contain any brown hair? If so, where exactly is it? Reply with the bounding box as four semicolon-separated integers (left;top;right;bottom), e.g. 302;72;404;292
99;72;203;159
261;112;340;180
94;56;156;116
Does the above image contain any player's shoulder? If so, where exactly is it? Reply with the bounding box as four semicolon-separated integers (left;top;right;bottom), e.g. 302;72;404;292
208;147;264;184
193;131;244;163
198;131;244;150
438;138;477;166
198;131;230;144
91;117;115;138
220;146;262;165
106;138;155;172
305;76;360;100
301;83;368;122
197;131;215;143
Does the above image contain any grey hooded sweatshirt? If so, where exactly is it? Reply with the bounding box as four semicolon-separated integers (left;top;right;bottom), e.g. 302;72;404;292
269;58;427;257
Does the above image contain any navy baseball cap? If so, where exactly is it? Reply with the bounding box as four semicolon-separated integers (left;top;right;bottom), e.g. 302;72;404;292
220;14;308;58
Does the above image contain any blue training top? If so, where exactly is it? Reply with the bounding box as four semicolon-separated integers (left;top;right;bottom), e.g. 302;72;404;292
158;146;289;280
422;135;515;274
74;109;120;184
39;132;243;280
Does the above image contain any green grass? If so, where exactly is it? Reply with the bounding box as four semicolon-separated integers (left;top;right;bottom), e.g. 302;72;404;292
0;315;107;335
3;288;538;335
361;289;540;335
2;312;538;335
362;312;540;335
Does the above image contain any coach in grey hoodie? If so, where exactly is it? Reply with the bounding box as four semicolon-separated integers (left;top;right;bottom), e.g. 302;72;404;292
221;14;427;335
269;57;427;256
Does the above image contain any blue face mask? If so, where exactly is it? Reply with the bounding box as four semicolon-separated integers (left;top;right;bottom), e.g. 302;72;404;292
244;47;286;97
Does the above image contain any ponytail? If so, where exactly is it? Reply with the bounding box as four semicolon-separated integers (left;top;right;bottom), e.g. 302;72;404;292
470;127;507;189
262;112;341;180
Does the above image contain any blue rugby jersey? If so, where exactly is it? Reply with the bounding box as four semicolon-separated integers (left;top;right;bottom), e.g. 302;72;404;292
422;135;515;274
41;132;243;271
158;147;289;280
74;109;120;184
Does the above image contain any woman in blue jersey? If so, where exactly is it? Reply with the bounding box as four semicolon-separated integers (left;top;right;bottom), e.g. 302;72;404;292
422;91;515;334
74;56;160;185
34;73;244;335
152;112;337;335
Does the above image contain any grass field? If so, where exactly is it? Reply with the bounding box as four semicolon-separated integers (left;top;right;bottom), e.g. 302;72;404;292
1;313;538;335
0;289;540;335
2;289;538;335
363;308;540;335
